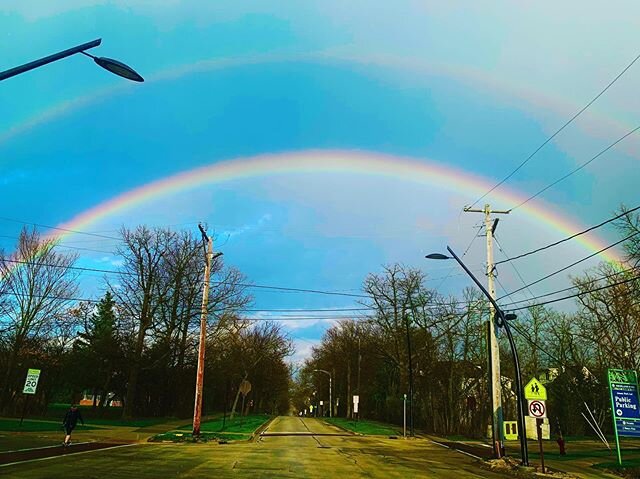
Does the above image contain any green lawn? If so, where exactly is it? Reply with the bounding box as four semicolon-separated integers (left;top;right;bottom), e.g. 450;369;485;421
83;418;168;428
177;414;270;434
148;414;271;443
324;417;402;436
0;434;62;452
0;418;98;432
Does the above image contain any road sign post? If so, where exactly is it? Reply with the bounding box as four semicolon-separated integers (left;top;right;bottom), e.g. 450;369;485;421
536;418;546;473
403;394;407;438
608;369;640;465
353;395;359;423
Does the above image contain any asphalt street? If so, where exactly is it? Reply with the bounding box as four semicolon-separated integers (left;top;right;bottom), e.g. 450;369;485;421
3;417;513;478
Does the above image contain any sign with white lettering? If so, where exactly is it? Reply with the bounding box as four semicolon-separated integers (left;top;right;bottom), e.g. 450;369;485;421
609;369;640;437
608;368;640;465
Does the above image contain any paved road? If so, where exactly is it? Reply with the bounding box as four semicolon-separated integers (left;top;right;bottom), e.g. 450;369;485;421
3;416;513;478
261;415;351;435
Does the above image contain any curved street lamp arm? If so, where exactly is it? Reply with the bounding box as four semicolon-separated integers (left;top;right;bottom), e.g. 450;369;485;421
0;39;101;81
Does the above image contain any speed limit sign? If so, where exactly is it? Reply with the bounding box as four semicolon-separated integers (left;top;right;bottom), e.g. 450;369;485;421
528;400;546;418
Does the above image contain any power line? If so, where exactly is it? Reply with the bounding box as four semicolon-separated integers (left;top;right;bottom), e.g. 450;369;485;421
250;308;357;314
469;52;640;208
0;215;121;241
500;265;638;308
511;125;640;210
495;205;640;266
497;231;638;300
505;273;640;312
433;224;483;291
0;234;115;255
494;236;538;301
1;256;373;299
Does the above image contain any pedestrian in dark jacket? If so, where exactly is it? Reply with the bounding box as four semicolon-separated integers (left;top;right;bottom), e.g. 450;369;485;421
62;404;84;446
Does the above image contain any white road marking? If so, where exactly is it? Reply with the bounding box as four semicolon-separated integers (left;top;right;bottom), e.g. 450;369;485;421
2;442;91;454
0;443;138;468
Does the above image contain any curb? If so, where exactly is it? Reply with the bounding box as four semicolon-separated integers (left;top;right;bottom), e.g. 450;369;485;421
250;416;276;442
321;419;362;436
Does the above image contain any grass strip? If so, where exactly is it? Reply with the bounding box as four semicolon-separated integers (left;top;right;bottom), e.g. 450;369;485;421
324;417;401;436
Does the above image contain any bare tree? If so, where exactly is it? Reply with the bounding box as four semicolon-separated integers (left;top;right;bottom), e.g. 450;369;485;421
0;228;78;412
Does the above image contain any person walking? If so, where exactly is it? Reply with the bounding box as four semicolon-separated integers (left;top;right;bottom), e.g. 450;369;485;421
62;404;84;446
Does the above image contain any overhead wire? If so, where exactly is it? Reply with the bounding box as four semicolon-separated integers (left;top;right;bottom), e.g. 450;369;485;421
468;51;640;208
497;231;638;300
433;221;483;291
506;273;640;312
500;264;638;309
495;205;640;266
493;235;538;301
511;125;640;210
0;215;121;240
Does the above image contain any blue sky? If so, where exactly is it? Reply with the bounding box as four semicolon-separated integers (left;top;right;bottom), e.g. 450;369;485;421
2;1;639;362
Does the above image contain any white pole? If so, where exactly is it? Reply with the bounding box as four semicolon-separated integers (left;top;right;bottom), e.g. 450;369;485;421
403;394;407;438
329;375;333;418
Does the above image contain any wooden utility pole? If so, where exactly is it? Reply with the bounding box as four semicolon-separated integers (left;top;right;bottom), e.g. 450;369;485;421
192;224;214;436
463;204;509;458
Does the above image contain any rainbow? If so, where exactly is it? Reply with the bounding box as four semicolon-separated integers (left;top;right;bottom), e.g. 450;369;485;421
51;149;623;263
2;51;635;159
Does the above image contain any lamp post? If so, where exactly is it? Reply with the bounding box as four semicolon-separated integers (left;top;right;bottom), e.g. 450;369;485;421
0;38;144;82
313;369;332;418
426;246;529;467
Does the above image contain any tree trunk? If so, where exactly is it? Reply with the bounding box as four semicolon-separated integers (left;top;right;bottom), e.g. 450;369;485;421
123;321;147;418
347;360;352;418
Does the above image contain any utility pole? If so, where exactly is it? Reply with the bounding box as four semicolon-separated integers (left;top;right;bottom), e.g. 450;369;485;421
463;204;509;458
192;224;214;437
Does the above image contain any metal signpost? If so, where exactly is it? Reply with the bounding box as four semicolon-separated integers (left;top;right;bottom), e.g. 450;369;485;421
353;395;359;421
403;394;407;438
525;378;548;473
528;400;547;473
608;369;640;465
20;368;41;426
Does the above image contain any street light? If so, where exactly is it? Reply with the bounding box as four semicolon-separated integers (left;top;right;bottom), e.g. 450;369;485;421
313;369;332;418
0;38;144;82
426;246;529;467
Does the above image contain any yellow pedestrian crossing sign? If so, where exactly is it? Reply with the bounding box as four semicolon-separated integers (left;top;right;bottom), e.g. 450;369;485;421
524;377;547;401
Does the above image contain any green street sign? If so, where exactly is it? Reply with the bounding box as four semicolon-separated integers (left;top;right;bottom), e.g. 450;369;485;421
22;368;41;395
608;368;640;465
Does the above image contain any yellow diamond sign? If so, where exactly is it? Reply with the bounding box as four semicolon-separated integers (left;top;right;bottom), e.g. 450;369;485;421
524;377;547;401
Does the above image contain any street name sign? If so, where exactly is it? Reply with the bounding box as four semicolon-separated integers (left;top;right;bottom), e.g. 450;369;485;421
528;400;547;418
524;377;547;401
608;368;640;464
22;368;41;395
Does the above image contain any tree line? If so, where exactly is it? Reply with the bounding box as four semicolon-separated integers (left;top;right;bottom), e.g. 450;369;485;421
0;226;292;418
294;207;640;438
